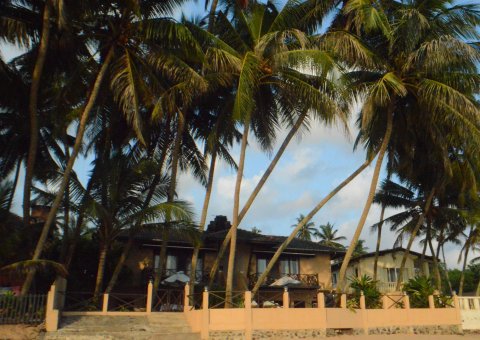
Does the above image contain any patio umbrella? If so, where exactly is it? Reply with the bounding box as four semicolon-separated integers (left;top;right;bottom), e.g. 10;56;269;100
269;275;301;287
162;271;196;285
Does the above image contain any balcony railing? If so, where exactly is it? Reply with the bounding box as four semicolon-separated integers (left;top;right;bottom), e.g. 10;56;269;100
248;273;319;289
376;282;402;293
143;268;210;284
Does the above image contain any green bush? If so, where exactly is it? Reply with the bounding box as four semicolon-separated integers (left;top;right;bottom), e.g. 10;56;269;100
348;275;382;309
403;276;435;308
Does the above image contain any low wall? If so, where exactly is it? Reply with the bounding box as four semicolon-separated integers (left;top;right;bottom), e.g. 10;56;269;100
184;289;463;340
459;297;480;330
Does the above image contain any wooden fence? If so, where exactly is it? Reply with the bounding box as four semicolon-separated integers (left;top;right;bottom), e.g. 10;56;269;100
0;293;46;324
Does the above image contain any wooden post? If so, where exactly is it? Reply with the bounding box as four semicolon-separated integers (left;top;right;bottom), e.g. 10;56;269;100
201;288;209;340
428;295;435;309
245;291;252;340
317;291;325;308
184;284;190;312
283;287;289;309
382;295;389;309
340;294;347;309
146;280;153;313
102;293;109;314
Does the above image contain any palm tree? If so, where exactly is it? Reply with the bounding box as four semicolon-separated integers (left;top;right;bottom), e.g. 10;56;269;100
21;0;205;294
291;214;317;241
353;239;368;256
335;0;480;292
198;0;346;304
315;222;346;248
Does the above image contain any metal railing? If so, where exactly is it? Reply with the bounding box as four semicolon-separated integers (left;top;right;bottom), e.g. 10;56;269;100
108;293;147;312
208;291;245;309
153;289;184;312
253;290;284;308
0;294;46;324
61;292;101;311
248;273;319;288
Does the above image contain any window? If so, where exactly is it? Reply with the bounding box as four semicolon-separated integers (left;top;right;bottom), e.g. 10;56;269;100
257;258;267;273
387;268;400;282
280;258;299;275
354;268;359;278
154;254;177;273
187;258;203;280
332;272;338;286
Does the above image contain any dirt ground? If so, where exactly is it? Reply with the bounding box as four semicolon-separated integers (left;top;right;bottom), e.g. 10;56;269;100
0;324;43;340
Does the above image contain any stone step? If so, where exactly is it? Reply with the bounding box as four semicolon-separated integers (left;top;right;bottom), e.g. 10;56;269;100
43;332;200;340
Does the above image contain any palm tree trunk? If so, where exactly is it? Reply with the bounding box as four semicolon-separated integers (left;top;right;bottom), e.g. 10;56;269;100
105;173;162;293
426;224;442;290
442;244;453;295
419;238;428;276
23;0;52;227
395;188;436;291
64;179;94;270
337;107;394;293
21;47;114;295
208;112;307;285
106;127;172;293
94;243;108;298
207;0;220;31
459;243;470;296
251;158;372;295
189;147;217;294
226;122;249;307
7;158;21;212
59;140;71;264
154;113;185;291
373;205;386;281
476;276;480;296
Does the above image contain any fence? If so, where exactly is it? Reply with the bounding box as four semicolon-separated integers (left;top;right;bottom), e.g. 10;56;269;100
183;286;463;340
458;296;480;330
0;293;46;324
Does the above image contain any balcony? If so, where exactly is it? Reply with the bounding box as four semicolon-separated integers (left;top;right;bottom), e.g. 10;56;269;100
248;273;320;289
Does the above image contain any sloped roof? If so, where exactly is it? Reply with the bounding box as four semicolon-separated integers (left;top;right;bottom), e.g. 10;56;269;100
128;227;345;255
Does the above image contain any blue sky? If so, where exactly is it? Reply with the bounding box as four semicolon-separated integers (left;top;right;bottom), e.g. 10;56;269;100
2;0;474;269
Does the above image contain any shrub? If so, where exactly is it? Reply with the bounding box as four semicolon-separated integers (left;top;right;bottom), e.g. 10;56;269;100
348;275;382;309
402;276;435;308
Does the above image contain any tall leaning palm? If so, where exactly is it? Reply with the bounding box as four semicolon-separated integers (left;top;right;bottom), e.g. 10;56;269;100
204;1;345;305
315;222;346;248
335;0;480;292
21;0;199;294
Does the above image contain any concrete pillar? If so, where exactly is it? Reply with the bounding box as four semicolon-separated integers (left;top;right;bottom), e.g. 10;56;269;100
146;281;153;313
102;293;109;314
403;293;410;309
245;291;252;340
360;291;366;309
283;288;290;309
184;284;190;312
317;291;325;308
382;295;389;309
428;295;435;309
201;288;209;339
45;284;59;332
340;294;347;309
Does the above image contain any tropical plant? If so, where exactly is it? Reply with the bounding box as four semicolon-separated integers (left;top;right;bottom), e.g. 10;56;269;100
402;276;435;308
292;214;317;241
335;0;480;292
348;274;382;309
315;222;346;248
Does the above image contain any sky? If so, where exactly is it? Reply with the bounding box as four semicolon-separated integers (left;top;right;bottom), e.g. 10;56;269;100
2;0;475;270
